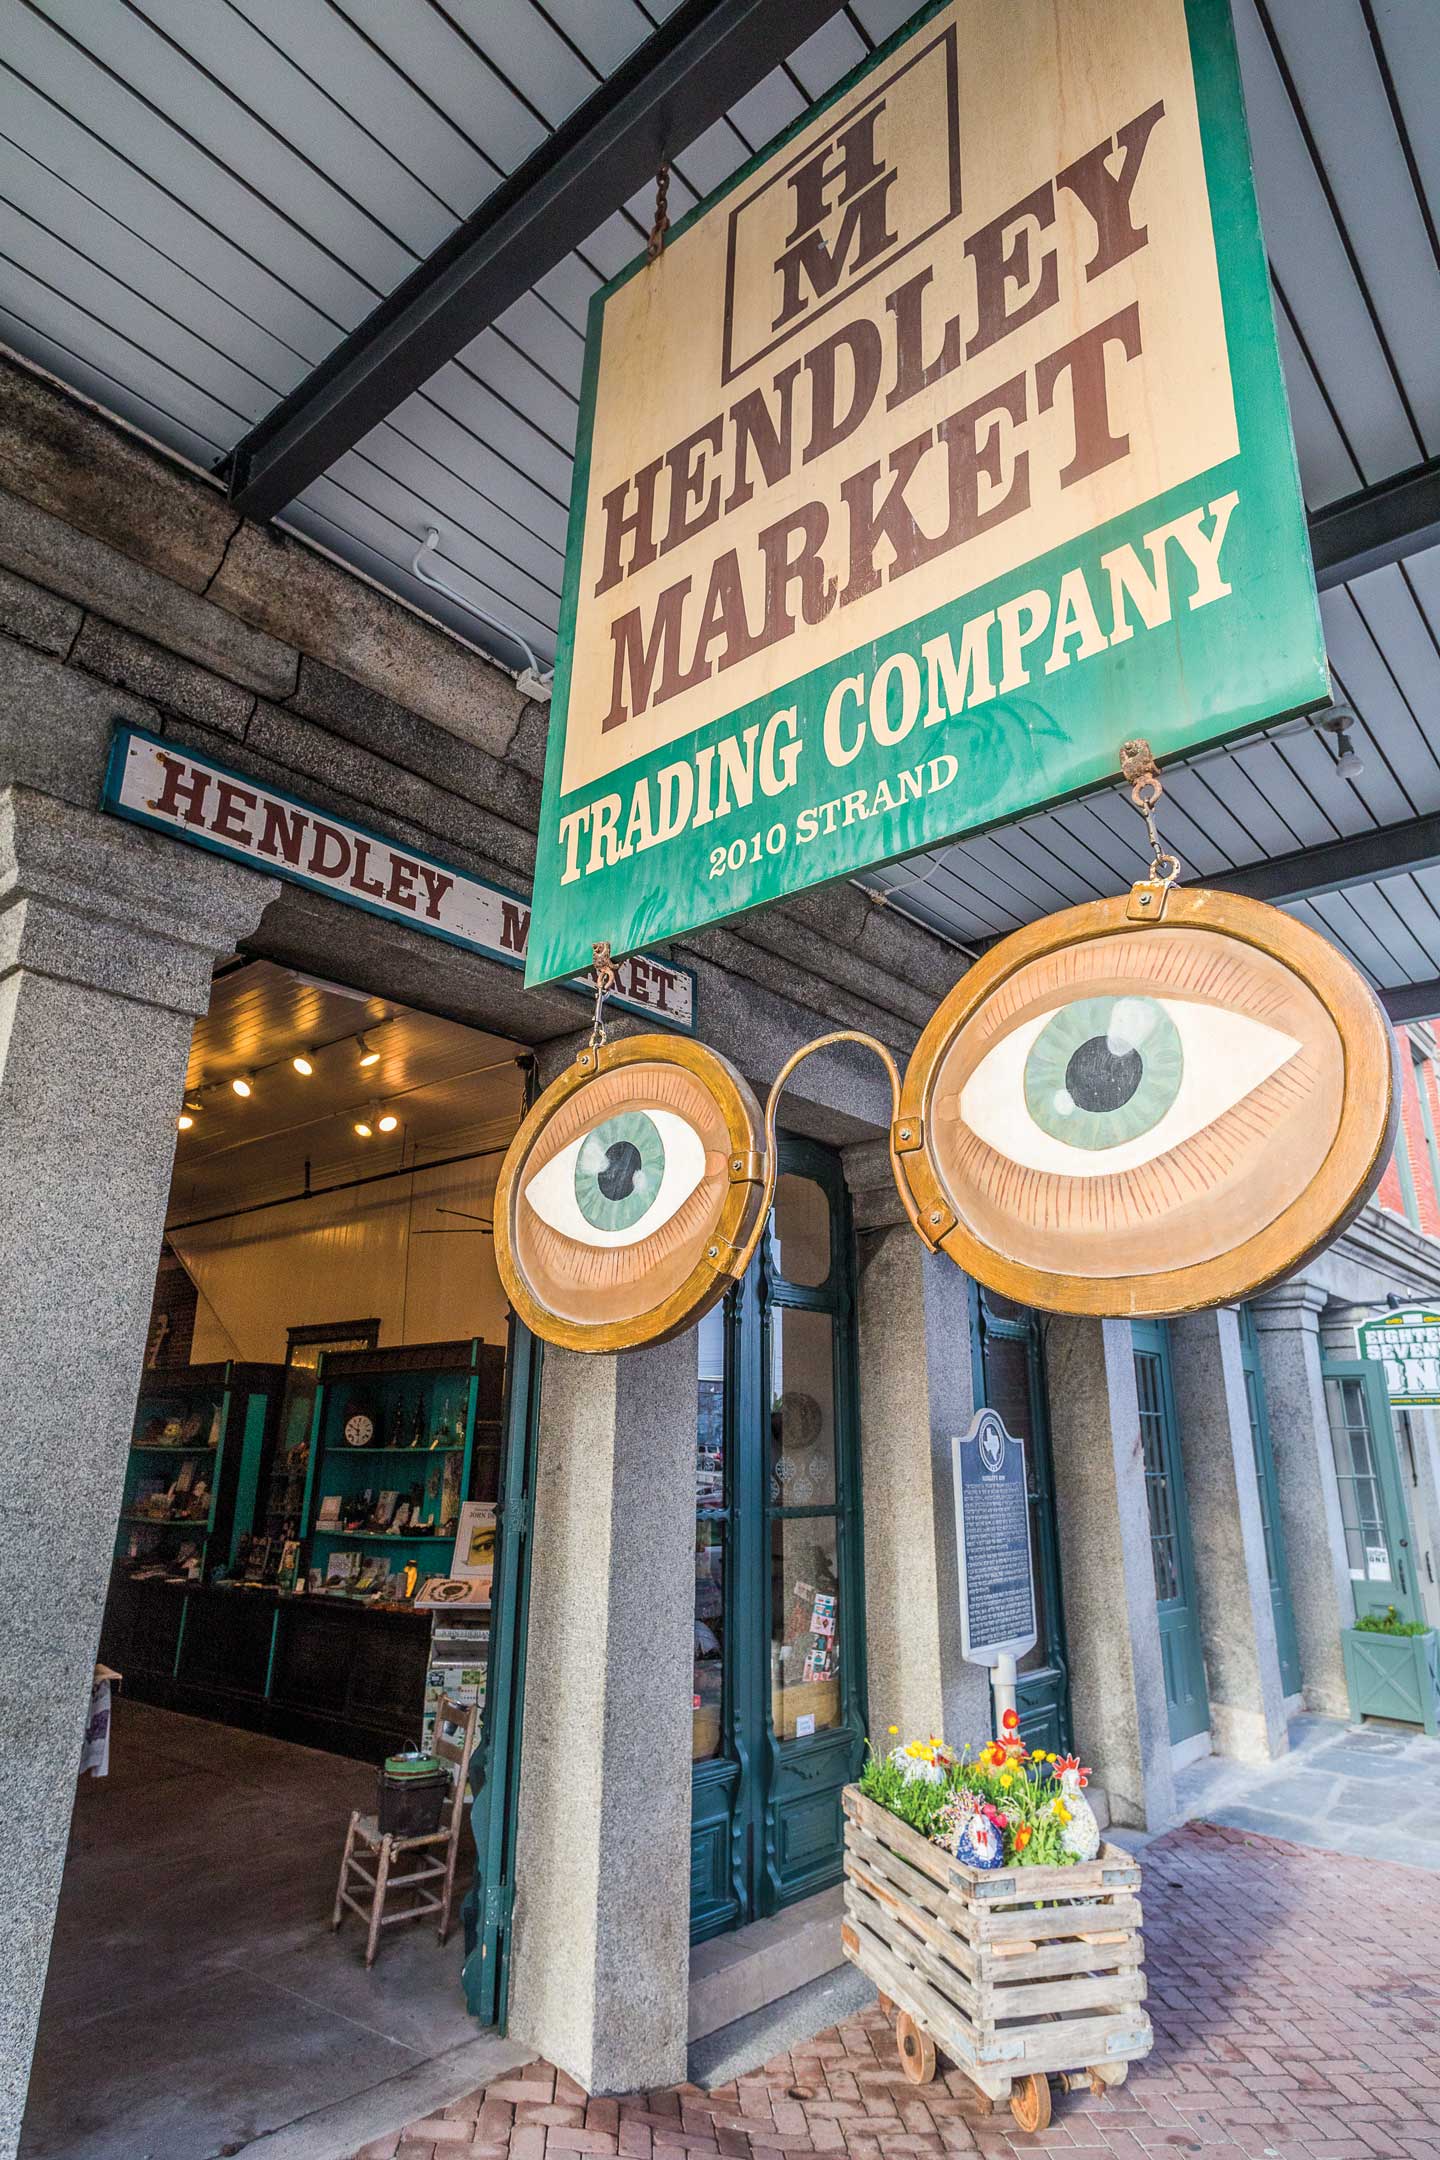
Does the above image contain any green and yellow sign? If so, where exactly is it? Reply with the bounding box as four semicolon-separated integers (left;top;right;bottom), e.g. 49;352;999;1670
1360;1310;1440;1406
526;0;1327;986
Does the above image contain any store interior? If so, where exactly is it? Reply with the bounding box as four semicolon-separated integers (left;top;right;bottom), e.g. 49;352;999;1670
20;957;531;2160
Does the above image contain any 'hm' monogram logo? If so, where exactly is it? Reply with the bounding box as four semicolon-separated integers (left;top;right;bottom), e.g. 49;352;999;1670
772;102;899;332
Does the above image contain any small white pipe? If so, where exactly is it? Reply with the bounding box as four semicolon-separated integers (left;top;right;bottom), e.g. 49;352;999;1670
411;527;553;700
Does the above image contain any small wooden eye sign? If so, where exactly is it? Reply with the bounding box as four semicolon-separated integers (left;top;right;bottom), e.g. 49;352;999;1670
890;886;1397;1318
494;1034;768;1353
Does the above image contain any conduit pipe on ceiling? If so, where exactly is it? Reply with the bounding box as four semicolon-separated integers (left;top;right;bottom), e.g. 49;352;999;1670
412;527;553;701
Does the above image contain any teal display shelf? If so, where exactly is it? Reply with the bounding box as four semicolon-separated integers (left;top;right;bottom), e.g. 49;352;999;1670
302;1338;505;1595
115;1363;285;1578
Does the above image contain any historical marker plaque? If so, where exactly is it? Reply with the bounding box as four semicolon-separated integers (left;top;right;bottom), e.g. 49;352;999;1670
952;1408;1037;1666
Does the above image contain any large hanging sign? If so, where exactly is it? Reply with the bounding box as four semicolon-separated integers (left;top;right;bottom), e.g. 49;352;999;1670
1360;1311;1440;1406
525;0;1326;986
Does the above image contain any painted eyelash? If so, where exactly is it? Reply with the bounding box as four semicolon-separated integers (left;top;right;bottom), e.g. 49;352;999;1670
948;1051;1321;1241
968;934;1303;1047
523;1177;721;1291
530;1065;717;1168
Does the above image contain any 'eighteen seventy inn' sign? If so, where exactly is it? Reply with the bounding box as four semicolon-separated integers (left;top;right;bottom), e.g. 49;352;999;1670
525;0;1327;984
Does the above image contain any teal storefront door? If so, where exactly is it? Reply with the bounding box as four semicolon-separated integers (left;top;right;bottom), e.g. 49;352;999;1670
1132;1321;1210;1746
1322;1357;1423;1625
974;1289;1071;1756
690;1139;866;1942
1238;1305;1302;1697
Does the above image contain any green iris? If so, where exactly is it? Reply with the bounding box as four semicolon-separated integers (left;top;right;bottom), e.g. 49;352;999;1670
1023;996;1183;1151
574;1110;666;1230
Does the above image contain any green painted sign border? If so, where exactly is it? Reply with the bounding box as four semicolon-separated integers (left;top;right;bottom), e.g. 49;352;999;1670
527;0;1326;986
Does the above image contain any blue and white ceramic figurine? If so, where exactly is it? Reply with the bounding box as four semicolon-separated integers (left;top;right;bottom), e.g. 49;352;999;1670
950;1794;1005;1871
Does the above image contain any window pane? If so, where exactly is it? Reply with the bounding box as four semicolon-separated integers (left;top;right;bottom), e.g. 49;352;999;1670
772;1173;830;1288
693;1517;725;1761
694;1304;726;1761
769;1306;836;1507
771;1515;841;1739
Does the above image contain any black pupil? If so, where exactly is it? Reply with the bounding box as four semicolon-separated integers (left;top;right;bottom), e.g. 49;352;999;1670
598;1139;643;1201
1065;1034;1142;1113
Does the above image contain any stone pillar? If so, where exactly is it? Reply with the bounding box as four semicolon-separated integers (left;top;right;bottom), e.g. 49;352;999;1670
0;789;274;2160
1250;1282;1354;1719
1045;1317;1177;1830
1168;1309;1288;1762
507;1329;699;2095
854;1225;990;1746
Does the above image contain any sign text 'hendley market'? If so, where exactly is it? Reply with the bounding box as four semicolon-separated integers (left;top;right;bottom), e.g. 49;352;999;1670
101;728;694;1029
525;0;1326;985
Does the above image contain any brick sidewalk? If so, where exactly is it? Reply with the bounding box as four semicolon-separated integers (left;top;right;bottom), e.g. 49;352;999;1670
357;1822;1440;2160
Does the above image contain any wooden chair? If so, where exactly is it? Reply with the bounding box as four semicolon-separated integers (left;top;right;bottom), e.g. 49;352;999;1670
332;1696;479;1967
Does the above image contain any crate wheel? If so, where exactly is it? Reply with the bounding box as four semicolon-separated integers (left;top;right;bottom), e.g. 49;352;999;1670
895;2012;936;2086
1009;2073;1052;2133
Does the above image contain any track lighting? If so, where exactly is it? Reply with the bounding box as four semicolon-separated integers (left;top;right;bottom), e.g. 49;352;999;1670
292;1050;315;1077
357;1033;381;1068
232;1073;254;1098
378;1110;399;1133
353;1115;374;1139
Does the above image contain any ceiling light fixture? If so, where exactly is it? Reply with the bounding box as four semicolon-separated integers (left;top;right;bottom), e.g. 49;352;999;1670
353;1115;374;1139
232;1073;254;1098
357;1033;381;1068
377;1110;399;1133
1320;709;1365;783
176;1105;196;1131
292;1050;315;1077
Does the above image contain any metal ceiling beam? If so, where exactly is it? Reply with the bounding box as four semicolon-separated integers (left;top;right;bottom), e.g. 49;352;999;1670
220;0;854;522
1214;810;1440;905
1381;980;1440;1024
1308;455;1440;589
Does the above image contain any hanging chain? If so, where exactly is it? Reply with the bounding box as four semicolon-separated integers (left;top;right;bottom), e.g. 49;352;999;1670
1119;738;1181;888
588;940;618;1048
647;161;671;262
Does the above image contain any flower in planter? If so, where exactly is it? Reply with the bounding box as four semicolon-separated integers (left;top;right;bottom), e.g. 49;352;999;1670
888;1734;954;1785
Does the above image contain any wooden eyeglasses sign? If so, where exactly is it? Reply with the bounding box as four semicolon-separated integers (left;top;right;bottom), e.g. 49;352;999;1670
492;882;1398;1347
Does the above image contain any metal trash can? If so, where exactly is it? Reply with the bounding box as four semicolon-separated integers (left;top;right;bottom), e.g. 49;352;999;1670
377;1751;448;1837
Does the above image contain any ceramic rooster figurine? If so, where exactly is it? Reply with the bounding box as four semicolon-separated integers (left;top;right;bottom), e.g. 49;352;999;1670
945;1789;1006;1870
1053;1754;1100;1862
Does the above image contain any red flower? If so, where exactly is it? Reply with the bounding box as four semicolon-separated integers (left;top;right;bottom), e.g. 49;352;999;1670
1001;1708;1020;1732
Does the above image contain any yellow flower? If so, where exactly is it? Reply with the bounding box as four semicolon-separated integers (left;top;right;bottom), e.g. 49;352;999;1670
1000;1773;1013;1789
887;1725;899;1736
1053;1800;1071;1823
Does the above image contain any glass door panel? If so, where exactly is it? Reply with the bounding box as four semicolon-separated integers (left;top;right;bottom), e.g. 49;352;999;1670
1322;1357;1422;1624
976;1290;1071;1754
1133;1321;1209;1745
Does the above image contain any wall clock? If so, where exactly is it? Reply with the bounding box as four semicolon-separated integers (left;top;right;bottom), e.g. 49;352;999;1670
342;1406;375;1449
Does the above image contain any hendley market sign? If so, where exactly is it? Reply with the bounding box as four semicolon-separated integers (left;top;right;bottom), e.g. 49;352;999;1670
525;0;1327;985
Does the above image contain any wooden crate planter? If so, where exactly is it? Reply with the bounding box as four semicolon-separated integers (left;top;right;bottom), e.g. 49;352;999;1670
841;1785;1152;2132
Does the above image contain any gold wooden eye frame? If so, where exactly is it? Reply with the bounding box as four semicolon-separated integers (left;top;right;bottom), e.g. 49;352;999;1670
496;888;1397;1343
889;886;1398;1318
494;1033;770;1353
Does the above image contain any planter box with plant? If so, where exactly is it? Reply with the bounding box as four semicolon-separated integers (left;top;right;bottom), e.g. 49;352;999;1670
1342;1607;1440;1735
840;1714;1152;2134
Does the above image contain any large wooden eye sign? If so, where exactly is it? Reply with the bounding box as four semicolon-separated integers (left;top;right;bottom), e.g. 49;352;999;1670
891;887;1398;1318
494;1035;768;1352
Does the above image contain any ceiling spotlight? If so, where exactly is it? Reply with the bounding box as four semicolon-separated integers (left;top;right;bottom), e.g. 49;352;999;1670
1334;728;1364;782
353;1116;374;1139
357;1033;381;1068
176;1110;195;1132
292;1050;315;1077
232;1073;254;1098
377;1111;399;1134
1321;709;1365;783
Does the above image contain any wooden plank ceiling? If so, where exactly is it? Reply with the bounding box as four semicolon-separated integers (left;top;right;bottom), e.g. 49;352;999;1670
2;0;1439;1006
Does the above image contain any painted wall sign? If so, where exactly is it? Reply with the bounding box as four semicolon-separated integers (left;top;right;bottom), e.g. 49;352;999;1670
1360;1310;1440;1406
526;0;1326;987
102;726;695;1030
952;1408;1037;1666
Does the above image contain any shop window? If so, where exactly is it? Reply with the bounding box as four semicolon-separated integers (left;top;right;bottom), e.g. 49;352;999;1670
693;1302;726;1763
771;1172;831;1287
